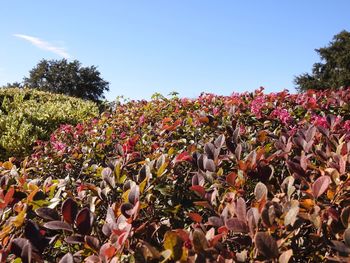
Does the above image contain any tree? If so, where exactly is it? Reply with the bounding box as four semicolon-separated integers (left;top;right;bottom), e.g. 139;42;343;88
294;30;350;92
23;59;109;101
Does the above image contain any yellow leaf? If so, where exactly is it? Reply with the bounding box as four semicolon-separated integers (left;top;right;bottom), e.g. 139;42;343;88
114;162;121;181
118;174;127;184
13;209;26;228
168;148;174;156
122;189;130;203
217;168;223;176
163;231;183;261
2;161;13;170
157;162;168;177
0;225;12;240
139;176;148;193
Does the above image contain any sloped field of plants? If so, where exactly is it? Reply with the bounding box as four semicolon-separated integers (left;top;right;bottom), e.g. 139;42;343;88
1;87;350;262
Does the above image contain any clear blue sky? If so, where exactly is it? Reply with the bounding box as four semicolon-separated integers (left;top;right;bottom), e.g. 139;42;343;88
1;1;349;100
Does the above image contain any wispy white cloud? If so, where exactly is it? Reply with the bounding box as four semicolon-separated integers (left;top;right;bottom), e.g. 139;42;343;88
13;34;71;58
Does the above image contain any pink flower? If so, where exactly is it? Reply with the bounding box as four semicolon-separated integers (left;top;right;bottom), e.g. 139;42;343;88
312;115;328;128
270;108;291;124
59;124;73;134
138;115;145;126
213;107;220;116
344;120;350;131
251;96;265;118
51;141;67;152
288;125;298;137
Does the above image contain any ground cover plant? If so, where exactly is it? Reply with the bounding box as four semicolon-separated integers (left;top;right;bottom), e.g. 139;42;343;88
0;88;98;160
1;87;350;262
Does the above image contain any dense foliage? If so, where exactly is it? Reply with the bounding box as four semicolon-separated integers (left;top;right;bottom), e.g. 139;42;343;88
295;30;350;92
0;88;98;160
23;59;110;101
1;87;350;262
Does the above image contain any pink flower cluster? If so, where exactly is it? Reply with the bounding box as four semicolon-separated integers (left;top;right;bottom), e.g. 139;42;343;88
270;108;291;124
51;141;67;153
251;96;266;118
344;120;350;131
311;115;328;128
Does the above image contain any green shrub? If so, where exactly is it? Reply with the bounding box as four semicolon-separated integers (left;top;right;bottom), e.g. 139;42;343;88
0;87;98;159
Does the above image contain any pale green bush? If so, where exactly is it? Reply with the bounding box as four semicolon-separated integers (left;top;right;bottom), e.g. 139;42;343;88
0;88;98;159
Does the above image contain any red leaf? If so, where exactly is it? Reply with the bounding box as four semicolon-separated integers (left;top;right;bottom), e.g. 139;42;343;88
190;185;205;197
226;172;237;186
0;187;14;209
100;243;116;259
175;151;193;163
187;212;202;223
193;201;211;208
312;175;331;198
210;233;224;247
218;226;229;234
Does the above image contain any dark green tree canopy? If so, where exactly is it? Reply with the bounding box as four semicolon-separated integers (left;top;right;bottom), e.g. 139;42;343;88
294;30;350;92
23;59;109;101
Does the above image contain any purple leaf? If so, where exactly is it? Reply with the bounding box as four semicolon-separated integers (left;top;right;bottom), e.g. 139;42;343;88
102;167;115;188
35;207;60;221
85;236;100;251
236;197;247;221
44;221;73;232
121;202;134;218
214;134;225;149
11;238;32;262
65;235;84;244
128;185;140;205
226;218;249;233
255;232;279;259
254;182;267;201
59;253;74;263
341;206;350;228
61;198;78;225
312;175;331;198
76;208;94;235
207;216;224;227
247;208;260;234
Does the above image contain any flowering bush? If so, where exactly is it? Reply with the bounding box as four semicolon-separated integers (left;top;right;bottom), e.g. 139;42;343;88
0;88;98;159
1;87;350;262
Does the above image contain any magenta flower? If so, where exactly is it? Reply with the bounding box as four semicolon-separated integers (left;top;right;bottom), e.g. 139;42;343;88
213;107;220;116
270;108;291;124
59;124;73;134
344;120;350;131
311;115;328;128
51;141;67;153
251;96;265;118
